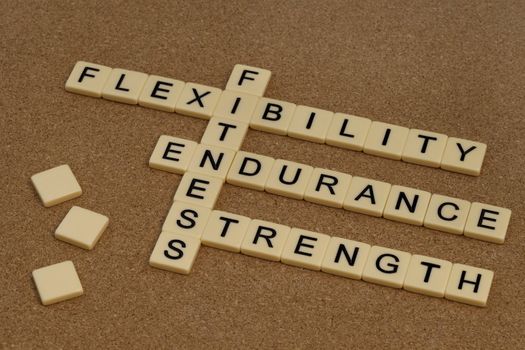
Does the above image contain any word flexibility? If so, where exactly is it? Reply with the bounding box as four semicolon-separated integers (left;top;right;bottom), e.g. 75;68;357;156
66;61;487;176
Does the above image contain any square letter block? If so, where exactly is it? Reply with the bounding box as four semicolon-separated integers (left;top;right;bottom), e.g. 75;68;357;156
363;122;409;160
32;261;83;306
265;159;314;200
445;263;494;307
225;64;272;96
175;82;222;119
343;177;392;217
173;172;223;209
149;135;198;174
281;228;330;271
101;68;148;104
201;210;251;253
65;61;112;98
362;246;411;288
149;231;201;275
402;129;448;168
403;255;453;298
321;237;371;279
250;98;296;135
287;105;334;143
325;113;372;151
200;117;249;151
187;144;236;180
464;203;512;244
138;75;185;112
55;206;109;250
31;164;82;207
162;201;212;239
440;137;487;176
304;168;352;208
383;185;431;226
226;151;275;191
241;219;291;262
212;90;259;123
423;194;471;235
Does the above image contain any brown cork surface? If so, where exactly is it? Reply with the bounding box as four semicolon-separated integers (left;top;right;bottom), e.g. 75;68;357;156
1;1;524;348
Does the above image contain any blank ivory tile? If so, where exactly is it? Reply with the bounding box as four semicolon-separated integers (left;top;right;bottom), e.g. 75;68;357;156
249;98;296;135
65;61;112;98
423;194;471;235
55;206;109;250
187;144;236;179
32;261;83;306
241;219;291;261
225;64;272;96
173;172;223;209
149;231;201;275
362;246;411;288
325;113;372;151
440;137;487;176
363;122;409;160
265;159;314;200
226;151;275;191
321;237;371;279
464;202;512;244
149;135;198;174
287;105;334;143
304;168;352;208
162;201;212;239
138;75;185;112
402;129;448;168
445;263;494;307
31;164;82;207
343;177;392;217
403;255;453;298
201;210;251;253
200;117;249;150
212;90;259;123
281;228;330;271
383;185;431;226
175;82;222;119
101;68;148;104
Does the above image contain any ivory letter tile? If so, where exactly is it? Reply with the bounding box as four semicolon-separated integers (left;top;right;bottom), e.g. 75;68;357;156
265;159;314;200
226;151;275;191
225;64;272;96
149;232;201;275
213;90;259;123
173;172;223;209
281;228;330;271
187;144;236;179
32;261;83;305
304;168;352;208
31;164;82;207
102;68;148;104
200;117;249;150
423;194;471;235
241;219;291;262
464;202;512;244
343;177;392;217
250;98;296;135
149;135;198;174
287;105;334;143
162;201;212;239
325;113;372;151
201;210;251;253
55;206;109;250
175;82;222;119
402;129;448;168
383;185;431;226
440;137;487;176
403;255;452;298
445;263;494;307
138;75;185;112
363;122;409;160
65;61;112;98
362;246;411;288
321;237;371;279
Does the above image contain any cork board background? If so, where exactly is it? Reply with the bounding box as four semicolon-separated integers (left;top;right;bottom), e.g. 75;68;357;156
2;1;524;348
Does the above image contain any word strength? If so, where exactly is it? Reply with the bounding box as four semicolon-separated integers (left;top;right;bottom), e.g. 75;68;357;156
61;61;512;308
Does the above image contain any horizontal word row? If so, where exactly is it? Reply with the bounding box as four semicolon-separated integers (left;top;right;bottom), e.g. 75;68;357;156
66;61;486;176
150;202;494;307
149;135;511;244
